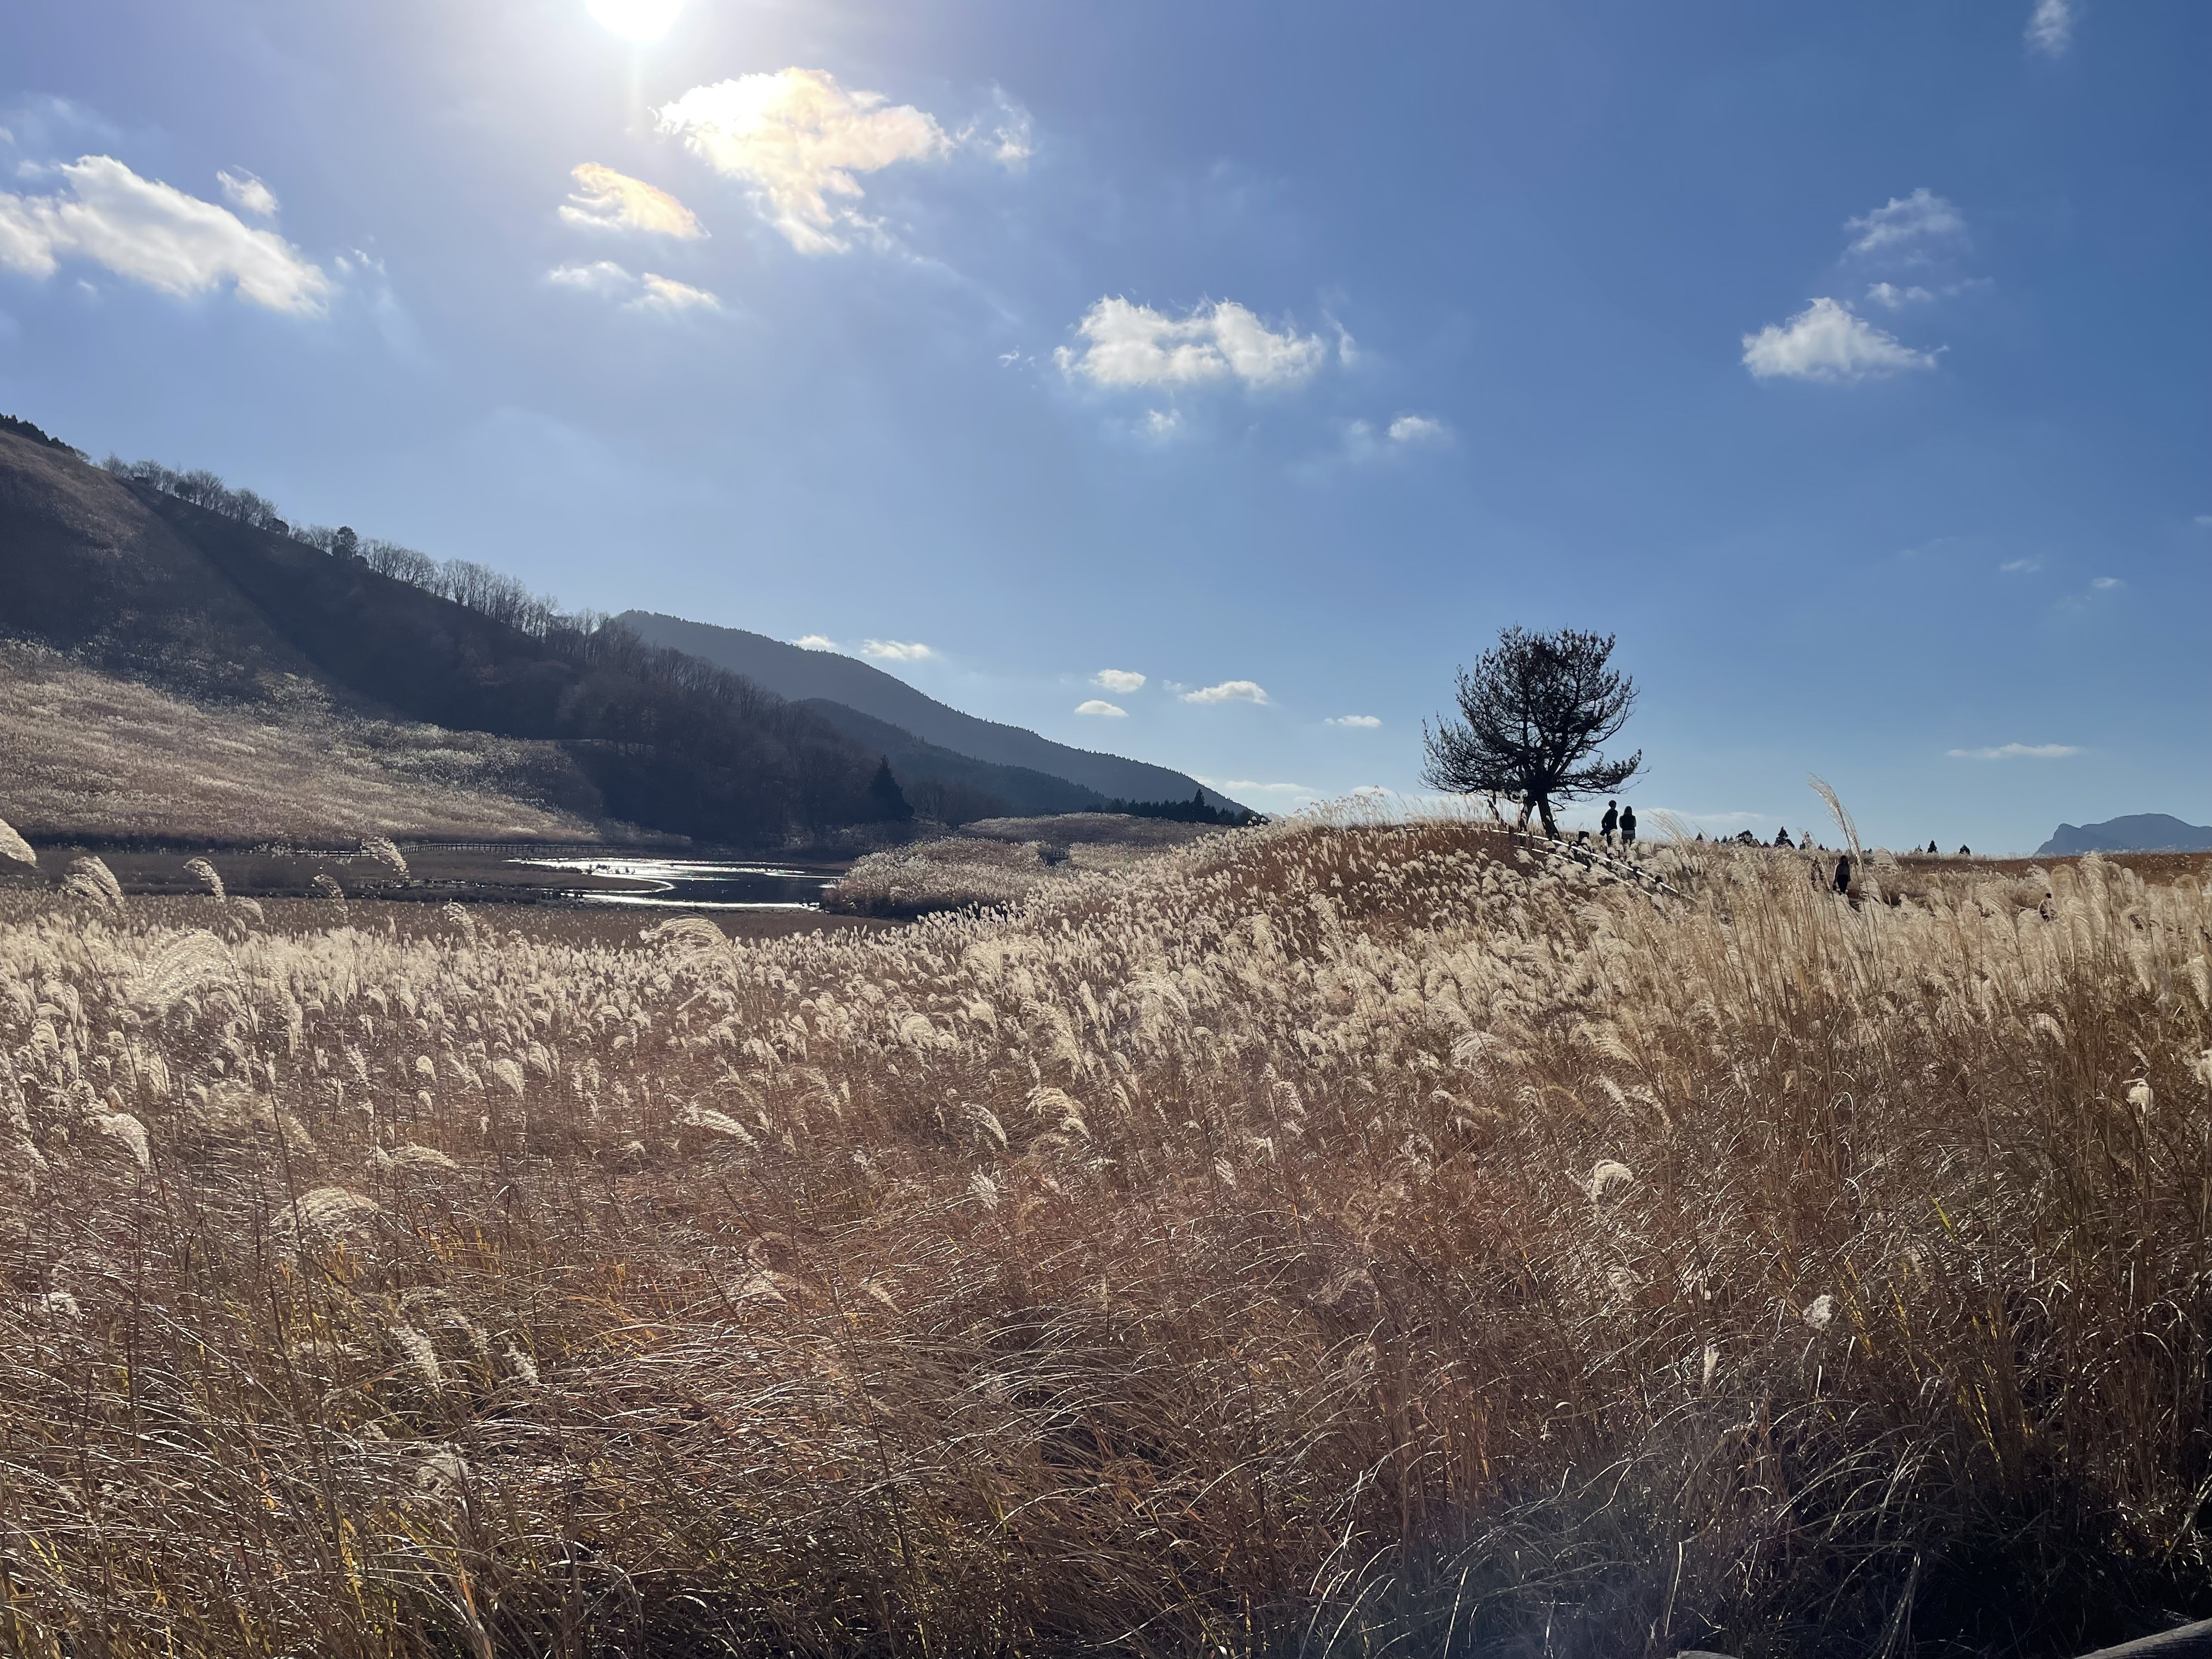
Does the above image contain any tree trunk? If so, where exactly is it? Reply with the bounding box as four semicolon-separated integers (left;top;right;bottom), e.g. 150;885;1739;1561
1536;795;1559;838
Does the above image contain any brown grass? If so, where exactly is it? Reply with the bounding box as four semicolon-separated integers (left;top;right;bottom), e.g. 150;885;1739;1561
0;642;610;843
0;817;2208;1656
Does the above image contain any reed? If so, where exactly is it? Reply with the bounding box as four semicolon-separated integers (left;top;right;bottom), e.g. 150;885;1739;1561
0;819;2204;1656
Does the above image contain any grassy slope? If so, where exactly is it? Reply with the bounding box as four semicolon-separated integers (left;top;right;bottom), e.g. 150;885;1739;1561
0;641;607;844
1;825;2208;1656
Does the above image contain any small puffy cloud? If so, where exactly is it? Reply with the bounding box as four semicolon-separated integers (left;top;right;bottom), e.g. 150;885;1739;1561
1092;669;1146;693
2090;575;2121;589
1386;414;1449;446
1327;714;1381;728
656;69;950;253
860;639;933;662
0;155;328;313
1946;742;2080;759
1056;297;1328;391
1865;281;1934;309
1182;679;1269;706
1999;558;2040;573
1140;408;1183;441
792;634;838;651
1074;699;1126;718
561;163;706;239
632;272;719;312
1846;189;1966;261
216;168;277;217
1742;297;1937;382
2026;0;2074;57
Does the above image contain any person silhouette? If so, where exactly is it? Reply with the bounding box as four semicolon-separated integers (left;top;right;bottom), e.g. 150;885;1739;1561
1832;855;1853;895
1620;805;1637;845
1600;801;1619;844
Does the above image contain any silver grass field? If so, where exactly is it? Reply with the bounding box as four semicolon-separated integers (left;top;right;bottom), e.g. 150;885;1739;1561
1;813;2209;1656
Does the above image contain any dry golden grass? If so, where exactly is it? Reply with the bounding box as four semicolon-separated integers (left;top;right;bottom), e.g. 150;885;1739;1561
1;816;2208;1656
0;643;606;843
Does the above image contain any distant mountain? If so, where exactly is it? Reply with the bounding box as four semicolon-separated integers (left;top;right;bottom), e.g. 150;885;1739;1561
0;424;899;847
2038;814;2212;856
614;611;1244;813
798;699;1106;819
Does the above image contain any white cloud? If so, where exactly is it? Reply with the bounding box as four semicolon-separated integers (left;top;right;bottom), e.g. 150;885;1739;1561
1327;714;1381;728
561;163;706;239
1220;780;1316;798
2194;514;2212;529
1386;414;1449;446
860;639;933;662
1181;679;1269;706
1742;297;1937;382
1999;558;2041;573
216;168;277;217
548;260;633;294
1846;189;1966;261
1865;281;1934;309
980;95;1032;167
632;272;719;312
1056;297;1328;391
1092;669;1146;693
2026;0;2075;57
1074;699;1126;718
547;261;721;313
1946;742;2080;760
792;634;838;651
1140;408;1183;440
2090;575;2121;589
657;69;950;253
0;155;328;314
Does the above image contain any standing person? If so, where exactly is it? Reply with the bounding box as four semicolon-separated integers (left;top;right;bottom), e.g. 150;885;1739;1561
1600;800;1620;844
1620;805;1637;845
1833;855;1853;895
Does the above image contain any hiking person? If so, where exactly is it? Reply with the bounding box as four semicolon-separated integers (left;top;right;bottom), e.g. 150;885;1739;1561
1833;855;1853;895
1620;805;1637;845
1601;801;1619;844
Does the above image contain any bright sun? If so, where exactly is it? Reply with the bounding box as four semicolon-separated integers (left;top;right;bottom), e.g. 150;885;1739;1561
586;0;683;43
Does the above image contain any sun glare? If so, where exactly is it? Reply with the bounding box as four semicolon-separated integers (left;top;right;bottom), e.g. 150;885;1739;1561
586;0;682;43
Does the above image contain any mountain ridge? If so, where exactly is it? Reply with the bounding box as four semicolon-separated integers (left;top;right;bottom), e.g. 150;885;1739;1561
2037;814;2212;856
613;611;1244;813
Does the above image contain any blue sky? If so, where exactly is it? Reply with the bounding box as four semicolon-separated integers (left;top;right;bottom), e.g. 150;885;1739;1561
4;0;2207;851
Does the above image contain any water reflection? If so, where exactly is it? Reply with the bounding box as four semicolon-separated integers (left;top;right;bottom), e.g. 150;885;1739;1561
512;857;834;910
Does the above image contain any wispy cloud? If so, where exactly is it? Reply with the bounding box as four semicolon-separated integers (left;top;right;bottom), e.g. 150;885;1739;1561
1181;679;1269;706
215;168;276;217
1056;297;1328;391
2090;575;2121;589
2026;0;2075;57
561;163;705;239
1073;699;1125;718
547;261;720;313
1326;714;1381;729
1743;297;1936;382
1092;669;1146;693
1219;779;1317;799
657;69;950;253
1846;189;1967;261
1999;558;2041;573
632;272;719;312
860;639;933;662
1946;742;2080;760
0;154;328;314
1386;414;1449;446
